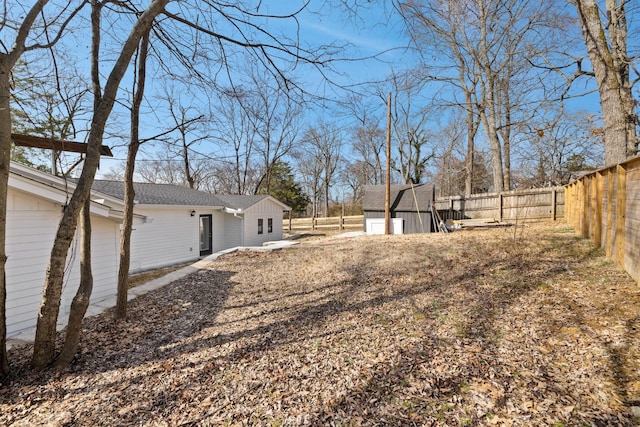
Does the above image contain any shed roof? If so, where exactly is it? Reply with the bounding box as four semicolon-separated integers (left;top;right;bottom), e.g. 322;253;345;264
363;183;435;211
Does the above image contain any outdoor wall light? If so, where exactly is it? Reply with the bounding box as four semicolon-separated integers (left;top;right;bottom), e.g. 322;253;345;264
190;210;196;217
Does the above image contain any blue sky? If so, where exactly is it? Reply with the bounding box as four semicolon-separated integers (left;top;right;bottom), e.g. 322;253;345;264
97;2;415;175
64;1;607;181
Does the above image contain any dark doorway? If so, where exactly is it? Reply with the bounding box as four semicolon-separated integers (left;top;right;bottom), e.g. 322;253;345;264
199;214;213;256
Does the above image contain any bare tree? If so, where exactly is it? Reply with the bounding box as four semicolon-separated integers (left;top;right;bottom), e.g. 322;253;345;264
11;59;91;175
515;108;604;187
386;71;435;184
247;68;303;195
0;0;85;381
398;0;560;192
397;0;481;195
211;87;261;195
31;0;171;371
294;148;324;218
12;0;385;371
53;197;92;369
209;66;303;197
115;27;151;321
136;157;184;185
431;114;492;196
302;122;343;217
340;160;371;204
159;87;208;190
571;0;638;165
348;97;387;186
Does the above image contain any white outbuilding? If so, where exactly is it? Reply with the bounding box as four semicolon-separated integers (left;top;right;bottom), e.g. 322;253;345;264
6;162;290;338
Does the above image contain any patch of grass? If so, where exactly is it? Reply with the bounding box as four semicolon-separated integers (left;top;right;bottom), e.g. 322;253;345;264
127;262;192;289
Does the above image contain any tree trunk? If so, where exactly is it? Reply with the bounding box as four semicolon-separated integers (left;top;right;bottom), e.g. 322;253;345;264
463;89;477;197
0;0;53;384
116;146;137;319
477;0;504;193
464;95;474;197
116;29;149;320
500;78;512;191
53;198;93;370
31;0;170;370
182;134;195;189
574;0;638;165
324;179;330;217
0;66;10;383
480;106;504;193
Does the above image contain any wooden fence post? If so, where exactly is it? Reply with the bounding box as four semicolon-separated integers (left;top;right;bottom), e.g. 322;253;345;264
594;172;603;247
568;185;574;226
568;183;573;229
590;175;596;243
606;169;614;258
573;182;580;231
499;193;504;222
581;178;589;238
551;189;557;221
615;164;627;268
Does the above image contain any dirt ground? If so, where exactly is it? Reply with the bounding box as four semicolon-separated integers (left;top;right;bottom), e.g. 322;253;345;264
2;222;640;426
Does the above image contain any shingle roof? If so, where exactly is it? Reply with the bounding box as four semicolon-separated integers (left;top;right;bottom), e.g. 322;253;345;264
91;180;226;207
215;194;270;210
363;183;435;211
91;180;290;211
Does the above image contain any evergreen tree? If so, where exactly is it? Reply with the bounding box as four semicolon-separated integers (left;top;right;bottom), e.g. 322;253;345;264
259;161;309;216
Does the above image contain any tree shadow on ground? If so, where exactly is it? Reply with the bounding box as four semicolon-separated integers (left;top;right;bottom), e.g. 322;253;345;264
306;231;637;426
1;227;637;426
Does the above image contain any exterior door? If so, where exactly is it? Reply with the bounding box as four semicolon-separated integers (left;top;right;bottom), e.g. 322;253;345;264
199;214;213;256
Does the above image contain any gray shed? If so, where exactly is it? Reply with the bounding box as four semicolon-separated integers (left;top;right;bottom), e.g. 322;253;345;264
363;183;436;234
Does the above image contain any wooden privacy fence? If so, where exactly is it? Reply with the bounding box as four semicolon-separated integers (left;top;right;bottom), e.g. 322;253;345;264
565;155;640;284
284;215;364;232
434;187;565;222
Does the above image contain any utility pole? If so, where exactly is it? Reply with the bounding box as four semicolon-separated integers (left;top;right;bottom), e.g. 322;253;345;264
385;92;391;235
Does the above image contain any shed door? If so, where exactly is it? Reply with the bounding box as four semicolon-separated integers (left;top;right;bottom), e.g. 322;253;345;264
199;214;213;256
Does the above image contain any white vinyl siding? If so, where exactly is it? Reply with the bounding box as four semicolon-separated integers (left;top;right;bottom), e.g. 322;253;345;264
6;188;120;337
5;169;289;337
216;212;242;251
6;204;60;336
128;206;201;273
242;199;285;246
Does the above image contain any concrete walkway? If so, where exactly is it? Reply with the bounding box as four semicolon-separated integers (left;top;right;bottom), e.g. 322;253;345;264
7;240;298;349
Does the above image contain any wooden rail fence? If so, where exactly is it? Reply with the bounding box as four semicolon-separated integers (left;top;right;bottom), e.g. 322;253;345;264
434;187;565;222
565;155;640;284
284;215;364;232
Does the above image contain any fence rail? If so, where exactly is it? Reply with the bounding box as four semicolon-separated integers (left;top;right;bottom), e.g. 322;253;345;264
284;215;364;232
434;186;565;222
565;155;640;284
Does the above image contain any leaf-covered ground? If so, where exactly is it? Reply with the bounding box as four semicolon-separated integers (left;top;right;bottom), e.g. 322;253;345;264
2;223;640;426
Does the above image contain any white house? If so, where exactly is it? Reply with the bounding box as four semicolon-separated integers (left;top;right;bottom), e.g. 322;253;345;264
5;162;290;338
7;163;126;337
89;180;291;272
